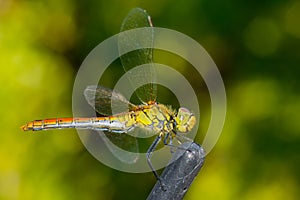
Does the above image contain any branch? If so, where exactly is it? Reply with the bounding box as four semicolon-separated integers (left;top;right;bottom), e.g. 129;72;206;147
147;142;205;200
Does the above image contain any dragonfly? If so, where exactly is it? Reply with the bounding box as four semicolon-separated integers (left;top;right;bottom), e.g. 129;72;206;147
21;8;196;189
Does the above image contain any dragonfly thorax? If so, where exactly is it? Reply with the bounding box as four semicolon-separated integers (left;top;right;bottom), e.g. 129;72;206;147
174;107;196;133
135;105;195;134
134;104;174;133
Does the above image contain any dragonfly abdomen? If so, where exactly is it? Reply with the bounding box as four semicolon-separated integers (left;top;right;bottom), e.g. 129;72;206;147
21;115;136;133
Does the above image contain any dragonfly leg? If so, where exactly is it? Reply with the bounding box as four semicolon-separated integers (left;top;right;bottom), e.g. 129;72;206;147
163;132;176;153
163;131;191;152
163;132;170;145
147;134;166;191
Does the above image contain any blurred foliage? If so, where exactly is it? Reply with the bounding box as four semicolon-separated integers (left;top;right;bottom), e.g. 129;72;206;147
0;0;300;199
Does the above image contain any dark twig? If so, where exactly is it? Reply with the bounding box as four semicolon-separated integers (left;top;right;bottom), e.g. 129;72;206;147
147;142;205;200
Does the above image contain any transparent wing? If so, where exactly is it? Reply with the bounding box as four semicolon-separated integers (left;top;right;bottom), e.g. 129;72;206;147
84;85;137;116
101;131;139;163
82;130;139;164
118;7;157;103
84;85;140;163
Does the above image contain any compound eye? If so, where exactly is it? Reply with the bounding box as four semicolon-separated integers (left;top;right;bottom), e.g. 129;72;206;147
179;107;189;113
177;107;190;121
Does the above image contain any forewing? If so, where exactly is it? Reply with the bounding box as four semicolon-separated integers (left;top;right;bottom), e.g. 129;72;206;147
118;8;157;103
84;85;137;116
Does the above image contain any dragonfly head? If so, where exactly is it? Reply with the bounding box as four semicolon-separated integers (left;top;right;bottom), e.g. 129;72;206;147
175;107;196;133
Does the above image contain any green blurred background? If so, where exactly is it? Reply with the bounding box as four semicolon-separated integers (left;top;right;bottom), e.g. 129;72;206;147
1;0;300;199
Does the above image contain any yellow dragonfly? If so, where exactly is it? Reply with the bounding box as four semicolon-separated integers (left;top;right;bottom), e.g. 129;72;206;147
21;8;196;187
